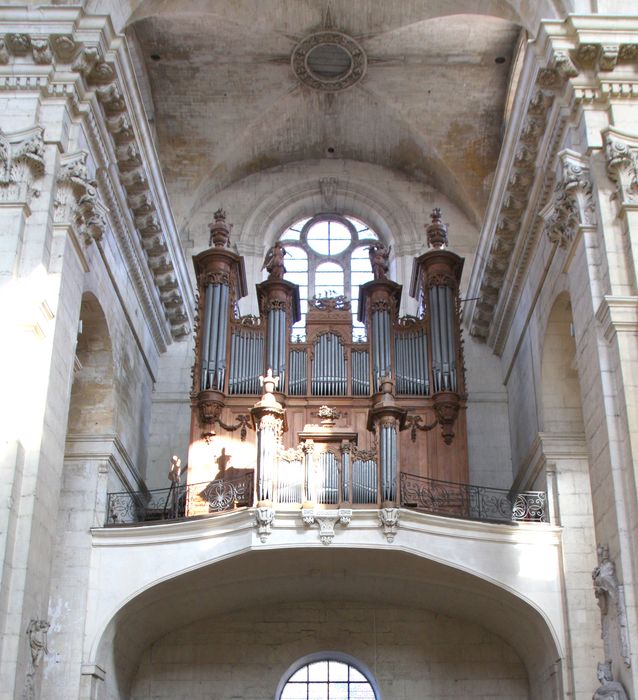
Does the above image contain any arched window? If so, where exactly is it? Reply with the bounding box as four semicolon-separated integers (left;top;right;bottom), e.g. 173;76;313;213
279;214;381;340
276;653;379;700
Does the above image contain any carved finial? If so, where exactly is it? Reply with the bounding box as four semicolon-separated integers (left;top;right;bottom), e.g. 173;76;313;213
259;368;280;396
426;207;448;249
208;208;231;247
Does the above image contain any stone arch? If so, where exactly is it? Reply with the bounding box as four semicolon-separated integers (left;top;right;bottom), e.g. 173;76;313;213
89;547;563;699
540;292;585;435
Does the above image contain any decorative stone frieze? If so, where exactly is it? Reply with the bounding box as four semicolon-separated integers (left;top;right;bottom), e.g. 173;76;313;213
468;19;638;345
542;150;596;249
302;508;352;544
604;127;638;207
0;125;44;207
0;18;193;341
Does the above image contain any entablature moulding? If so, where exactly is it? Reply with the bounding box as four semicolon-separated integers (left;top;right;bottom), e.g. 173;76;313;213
467;15;638;354
0;6;194;350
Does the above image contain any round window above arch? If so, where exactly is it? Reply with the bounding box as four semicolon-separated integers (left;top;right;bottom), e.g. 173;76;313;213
278;214;383;340
276;652;380;700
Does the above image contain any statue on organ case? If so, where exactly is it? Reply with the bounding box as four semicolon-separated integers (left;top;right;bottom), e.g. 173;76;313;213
368;242;391;280
262;241;287;280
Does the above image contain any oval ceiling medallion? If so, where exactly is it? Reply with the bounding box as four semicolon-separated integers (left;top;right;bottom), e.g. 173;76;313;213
291;31;367;91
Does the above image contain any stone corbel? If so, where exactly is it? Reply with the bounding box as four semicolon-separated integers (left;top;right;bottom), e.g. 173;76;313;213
254;506;275;543
604;127;638;208
302;508;352;545
542;150;596;249
0;125;45;208
378;507;400;542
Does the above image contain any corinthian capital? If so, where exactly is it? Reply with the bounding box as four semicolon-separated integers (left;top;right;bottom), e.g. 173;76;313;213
542;150;596;249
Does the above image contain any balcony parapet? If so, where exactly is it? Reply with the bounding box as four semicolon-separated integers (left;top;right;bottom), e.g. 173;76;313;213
104;472;546;527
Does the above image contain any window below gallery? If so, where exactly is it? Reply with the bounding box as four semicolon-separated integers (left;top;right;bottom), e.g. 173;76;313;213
276;653;379;700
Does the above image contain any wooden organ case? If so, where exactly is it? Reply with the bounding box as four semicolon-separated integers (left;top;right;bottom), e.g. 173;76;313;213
186;208;468;513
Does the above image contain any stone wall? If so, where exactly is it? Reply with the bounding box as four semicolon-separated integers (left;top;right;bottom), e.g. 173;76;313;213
130;601;529;700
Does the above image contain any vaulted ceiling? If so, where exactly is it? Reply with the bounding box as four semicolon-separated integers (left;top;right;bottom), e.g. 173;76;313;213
120;1;568;232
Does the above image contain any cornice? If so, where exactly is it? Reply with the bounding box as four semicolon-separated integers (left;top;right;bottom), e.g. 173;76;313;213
467;16;638;351
0;10;194;345
595;295;638;342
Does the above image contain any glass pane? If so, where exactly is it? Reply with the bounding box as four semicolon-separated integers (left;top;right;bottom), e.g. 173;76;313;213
286;272;307;286
281;229;301;241
308;662;328;682
351;257;371;273
349;669;367;683
329;683;348;699
328;662;348;682
307;220;351;255
281;684;307;700
290;668;308;682
350;685;375;699
308;683;328;700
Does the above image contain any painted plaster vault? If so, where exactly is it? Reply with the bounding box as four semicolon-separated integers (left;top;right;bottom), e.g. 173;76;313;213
1;1;638;699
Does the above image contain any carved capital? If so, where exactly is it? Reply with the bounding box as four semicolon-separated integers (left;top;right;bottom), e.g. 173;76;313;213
542;151;595;249
0;126;45;206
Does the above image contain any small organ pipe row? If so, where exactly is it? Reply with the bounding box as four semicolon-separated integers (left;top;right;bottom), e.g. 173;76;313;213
228;329;264;395
288;349;308;395
394;328;429;395
311;333;347;396
352;459;377;504
371;308;392;391
317;451;339;505
351;350;370;396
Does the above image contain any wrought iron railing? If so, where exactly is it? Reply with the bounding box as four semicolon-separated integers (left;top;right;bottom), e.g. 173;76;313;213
400;472;547;524
105;473;254;525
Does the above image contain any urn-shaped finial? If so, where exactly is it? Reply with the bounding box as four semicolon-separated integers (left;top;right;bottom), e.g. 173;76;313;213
426;208;448;249
208;208;231;248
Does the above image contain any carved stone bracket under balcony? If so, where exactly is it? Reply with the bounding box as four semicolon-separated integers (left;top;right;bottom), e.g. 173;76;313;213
302;508;352;545
378;507;400;542
254;506;275;543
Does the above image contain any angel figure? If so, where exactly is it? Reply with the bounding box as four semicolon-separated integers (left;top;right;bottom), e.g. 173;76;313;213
368;243;391;280
262;241;287;280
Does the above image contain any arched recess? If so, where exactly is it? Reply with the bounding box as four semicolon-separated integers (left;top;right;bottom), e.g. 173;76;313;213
43;295;116;700
91;548;563;700
538;292;602;692
540;292;585;436
66;293;115;437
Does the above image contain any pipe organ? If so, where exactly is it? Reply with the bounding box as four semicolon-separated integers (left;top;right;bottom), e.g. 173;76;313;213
187;208;468;512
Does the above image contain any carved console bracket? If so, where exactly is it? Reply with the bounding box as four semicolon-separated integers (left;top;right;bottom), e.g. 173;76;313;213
605;127;638;210
302;508;352;545
378;507;400;542
55;150;108;244
541;149;596;249
254;506;275;543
